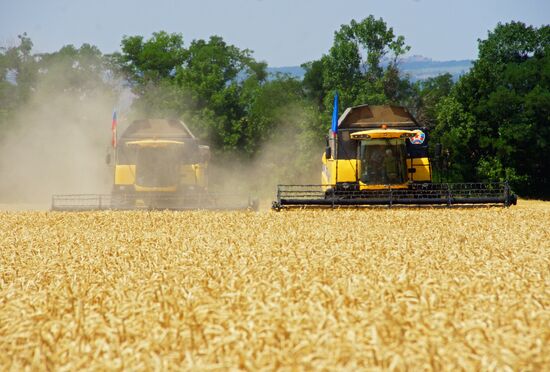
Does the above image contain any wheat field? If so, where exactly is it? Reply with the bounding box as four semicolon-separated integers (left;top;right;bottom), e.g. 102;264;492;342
1;203;549;370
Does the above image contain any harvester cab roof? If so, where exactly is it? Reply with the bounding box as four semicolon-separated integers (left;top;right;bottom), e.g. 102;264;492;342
120;118;195;140
337;104;419;130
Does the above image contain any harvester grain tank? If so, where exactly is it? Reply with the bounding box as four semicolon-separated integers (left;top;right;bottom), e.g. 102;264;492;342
52;118;256;210
273;104;517;209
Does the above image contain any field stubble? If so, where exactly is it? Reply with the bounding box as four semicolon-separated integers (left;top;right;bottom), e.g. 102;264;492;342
0;203;549;370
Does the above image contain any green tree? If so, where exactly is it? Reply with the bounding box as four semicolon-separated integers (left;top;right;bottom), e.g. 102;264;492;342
0;34;39;134
245;76;309;153
175;36;268;154
113;32;189;118
37;43;110;96
433;22;550;197
413;73;454;126
433;96;477;181
116;32;272;156
325;16;410;106
302;16;411;122
301;60;325;110
117;31;186;85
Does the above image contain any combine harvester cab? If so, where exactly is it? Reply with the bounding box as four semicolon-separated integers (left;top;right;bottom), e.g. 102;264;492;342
273;105;517;210
52;119;257;211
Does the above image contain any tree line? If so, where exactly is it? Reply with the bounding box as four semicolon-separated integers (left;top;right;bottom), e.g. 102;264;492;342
1;17;548;197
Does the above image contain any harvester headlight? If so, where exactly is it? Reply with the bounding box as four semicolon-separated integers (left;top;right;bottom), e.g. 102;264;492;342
353;134;370;139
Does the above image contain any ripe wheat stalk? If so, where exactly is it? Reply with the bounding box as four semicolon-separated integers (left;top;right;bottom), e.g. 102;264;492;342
1;205;549;370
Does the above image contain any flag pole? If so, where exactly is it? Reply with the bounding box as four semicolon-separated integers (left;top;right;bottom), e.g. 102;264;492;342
331;92;339;188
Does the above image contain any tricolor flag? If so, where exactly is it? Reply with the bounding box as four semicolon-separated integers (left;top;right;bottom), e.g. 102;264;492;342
331;91;339;137
111;111;117;148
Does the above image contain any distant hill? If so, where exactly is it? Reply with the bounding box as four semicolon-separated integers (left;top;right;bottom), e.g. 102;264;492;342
396;55;473;81
267;55;473;82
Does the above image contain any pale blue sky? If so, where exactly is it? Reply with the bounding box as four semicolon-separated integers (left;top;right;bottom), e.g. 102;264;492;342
1;0;548;66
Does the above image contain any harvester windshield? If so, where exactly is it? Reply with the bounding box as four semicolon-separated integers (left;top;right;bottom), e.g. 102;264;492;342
359;139;407;185
135;147;180;187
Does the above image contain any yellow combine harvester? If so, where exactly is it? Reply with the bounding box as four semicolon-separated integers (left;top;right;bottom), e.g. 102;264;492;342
273;104;517;209
52;119;256;211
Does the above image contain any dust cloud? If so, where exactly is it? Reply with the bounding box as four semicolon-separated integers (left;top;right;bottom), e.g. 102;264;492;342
0;80;119;209
0;72;324;210
208;104;324;208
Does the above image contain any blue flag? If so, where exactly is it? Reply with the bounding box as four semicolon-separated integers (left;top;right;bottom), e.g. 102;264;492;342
331;91;339;136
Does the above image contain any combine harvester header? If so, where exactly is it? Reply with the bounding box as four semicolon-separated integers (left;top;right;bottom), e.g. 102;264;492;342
273;103;517;210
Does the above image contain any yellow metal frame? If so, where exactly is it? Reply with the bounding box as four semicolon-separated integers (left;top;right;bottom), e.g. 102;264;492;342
134;185;177;192
126;139;185;147
114;165;135;185
113;141;208;192
350;129;419;140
